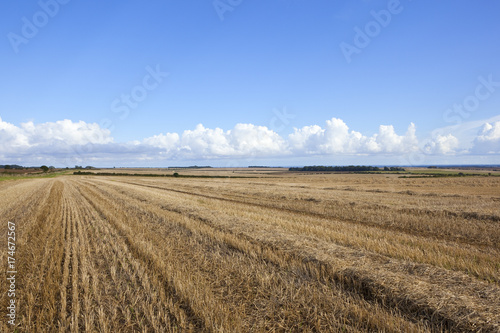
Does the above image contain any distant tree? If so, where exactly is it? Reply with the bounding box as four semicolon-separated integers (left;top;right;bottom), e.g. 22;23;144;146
40;165;49;173
173;172;180;177
4;165;11;170
289;165;382;172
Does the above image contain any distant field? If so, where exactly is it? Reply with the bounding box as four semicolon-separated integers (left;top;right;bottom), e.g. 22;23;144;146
1;171;499;332
82;167;291;177
0;168;43;177
0;169;68;182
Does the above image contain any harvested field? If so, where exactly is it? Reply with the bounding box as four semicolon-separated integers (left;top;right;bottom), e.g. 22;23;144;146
0;173;499;332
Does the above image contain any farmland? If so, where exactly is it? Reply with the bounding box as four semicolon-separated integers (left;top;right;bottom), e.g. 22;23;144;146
0;171;499;332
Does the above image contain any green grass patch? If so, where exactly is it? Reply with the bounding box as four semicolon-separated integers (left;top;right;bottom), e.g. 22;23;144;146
72;171;257;179
0;170;69;181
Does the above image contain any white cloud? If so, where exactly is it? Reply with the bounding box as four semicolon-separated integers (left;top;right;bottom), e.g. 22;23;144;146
423;134;459;155
376;123;418;153
142;123;288;159
1;115;499;166
29;119;113;146
228;123;287;156
0;117;112;157
0;117;26;151
142;132;179;149
288;124;324;154
427;114;500;151
179;124;233;157
289;118;418;155
471;121;500;154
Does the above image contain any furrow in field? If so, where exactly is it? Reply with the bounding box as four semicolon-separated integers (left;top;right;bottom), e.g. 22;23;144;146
0;179;48;212
70;202;80;332
0;180;39;216
66;179;193;332
74;180;216;332
77;178;446;332
88;177;500;332
227;179;500;235
2;175;497;331
0;179;53;329
0;179;51;240
108;179;500;283
59;194;72;332
64;180;109;332
118;179;499;248
63;184;83;333
6;180;66;331
223;177;500;205
2;179;81;332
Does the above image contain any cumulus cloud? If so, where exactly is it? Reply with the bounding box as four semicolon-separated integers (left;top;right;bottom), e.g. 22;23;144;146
142;132;179;149
142;123;288;159
423;134;459;155
289;118;418;155
3;115;499;166
227;123;287;156
0;117;112;157
471;121;500;154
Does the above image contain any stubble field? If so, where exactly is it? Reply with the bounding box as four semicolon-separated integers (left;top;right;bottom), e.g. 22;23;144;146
0;171;499;332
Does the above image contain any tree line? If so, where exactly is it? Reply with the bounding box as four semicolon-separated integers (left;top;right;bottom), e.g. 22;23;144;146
289;166;405;172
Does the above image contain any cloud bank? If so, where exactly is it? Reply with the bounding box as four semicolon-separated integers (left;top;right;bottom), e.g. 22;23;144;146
143;123;287;158
289;119;417;154
471;121;500;154
0;118;113;159
1;116;499;166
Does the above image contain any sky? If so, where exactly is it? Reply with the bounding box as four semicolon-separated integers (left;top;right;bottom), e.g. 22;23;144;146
1;0;499;167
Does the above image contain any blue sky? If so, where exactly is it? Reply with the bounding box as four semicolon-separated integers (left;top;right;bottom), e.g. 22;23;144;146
1;0;499;167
